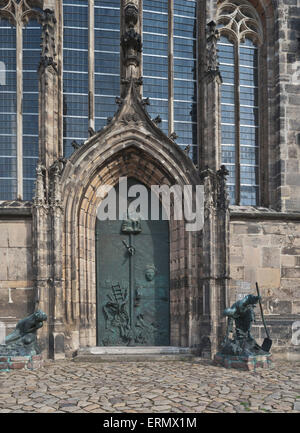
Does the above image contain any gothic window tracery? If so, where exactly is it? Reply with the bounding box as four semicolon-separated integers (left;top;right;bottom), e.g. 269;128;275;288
217;0;263;206
0;0;43;200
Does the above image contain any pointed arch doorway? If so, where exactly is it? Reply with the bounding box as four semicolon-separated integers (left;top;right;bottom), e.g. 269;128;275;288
96;178;170;346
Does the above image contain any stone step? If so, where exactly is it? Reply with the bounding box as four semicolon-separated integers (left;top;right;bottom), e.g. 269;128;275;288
73;346;198;362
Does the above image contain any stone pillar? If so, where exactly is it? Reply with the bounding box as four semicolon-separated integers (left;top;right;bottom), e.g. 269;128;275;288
33;7;62;359
199;166;230;358
38;9;59;168
48;159;66;359
201;21;222;172
32;164;50;357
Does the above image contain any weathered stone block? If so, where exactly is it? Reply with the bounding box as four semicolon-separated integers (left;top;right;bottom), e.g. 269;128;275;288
281;267;300;278
0;249;8;280
244;246;261;268
0;225;8;247
262;247;280;268
7;248;32;281
6;222;31;248
257;268;280;289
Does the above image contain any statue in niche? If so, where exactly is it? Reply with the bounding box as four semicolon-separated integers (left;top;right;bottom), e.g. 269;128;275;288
220;294;269;357
0;310;47;356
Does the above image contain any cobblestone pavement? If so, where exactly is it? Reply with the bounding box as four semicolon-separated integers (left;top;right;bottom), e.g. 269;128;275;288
0;359;299;413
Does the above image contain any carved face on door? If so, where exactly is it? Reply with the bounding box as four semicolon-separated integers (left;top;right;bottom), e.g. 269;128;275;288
145;265;156;281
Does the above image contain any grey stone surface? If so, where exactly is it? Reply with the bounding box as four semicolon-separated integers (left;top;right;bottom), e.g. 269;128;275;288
0;359;299;413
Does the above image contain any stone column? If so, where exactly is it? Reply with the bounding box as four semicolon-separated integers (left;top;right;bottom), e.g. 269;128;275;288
32;163;50;357
33;7;61;359
38;9;59;168
48;159;66;359
199;166;230;358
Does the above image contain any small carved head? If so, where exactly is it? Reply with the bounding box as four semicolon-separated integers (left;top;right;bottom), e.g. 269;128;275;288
145;265;156;281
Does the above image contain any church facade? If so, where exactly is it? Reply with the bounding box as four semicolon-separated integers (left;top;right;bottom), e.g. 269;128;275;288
0;0;299;360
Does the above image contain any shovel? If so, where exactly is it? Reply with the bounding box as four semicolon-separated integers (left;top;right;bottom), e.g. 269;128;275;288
255;282;272;352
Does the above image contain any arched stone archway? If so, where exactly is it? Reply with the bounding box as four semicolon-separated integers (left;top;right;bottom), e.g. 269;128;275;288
33;80;230;359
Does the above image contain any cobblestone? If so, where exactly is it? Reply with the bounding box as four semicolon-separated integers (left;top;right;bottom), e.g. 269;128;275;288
0;359;299;413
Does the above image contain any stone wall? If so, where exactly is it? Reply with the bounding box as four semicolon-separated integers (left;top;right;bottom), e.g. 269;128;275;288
0;219;35;335
229;208;300;358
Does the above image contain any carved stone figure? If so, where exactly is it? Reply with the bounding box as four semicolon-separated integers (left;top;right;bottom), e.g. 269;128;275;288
220;294;268;356
0;310;47;356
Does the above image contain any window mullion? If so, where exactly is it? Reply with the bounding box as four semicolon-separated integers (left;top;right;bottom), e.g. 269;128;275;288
16;19;23;200
89;0;95;130
168;0;174;136
235;41;240;206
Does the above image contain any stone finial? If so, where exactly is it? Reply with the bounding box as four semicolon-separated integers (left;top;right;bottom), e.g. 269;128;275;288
33;163;47;207
152;115;162;125
49;158;66;207
88;127;96;137
169;132;178;141
39;9;57;72
206;21;220;75
121;0;142;84
141;97;150;106
217;165;230;210
217;164;229;178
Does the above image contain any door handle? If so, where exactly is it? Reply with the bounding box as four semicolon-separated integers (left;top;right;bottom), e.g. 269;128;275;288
122;240;136;256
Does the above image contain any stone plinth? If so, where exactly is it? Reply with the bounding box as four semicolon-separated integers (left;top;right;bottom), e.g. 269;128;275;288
0;354;43;372
213;352;272;371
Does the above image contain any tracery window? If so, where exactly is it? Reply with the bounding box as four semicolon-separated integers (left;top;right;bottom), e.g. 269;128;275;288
0;1;43;201
63;0;121;157
217;0;262;205
143;0;197;162
63;1;197;162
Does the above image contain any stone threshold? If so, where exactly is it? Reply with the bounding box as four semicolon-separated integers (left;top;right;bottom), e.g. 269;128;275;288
73;346;198;362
